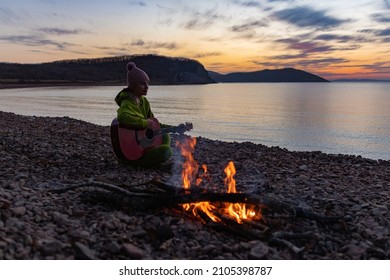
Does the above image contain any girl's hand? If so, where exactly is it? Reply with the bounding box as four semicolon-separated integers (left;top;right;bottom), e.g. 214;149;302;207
146;118;159;129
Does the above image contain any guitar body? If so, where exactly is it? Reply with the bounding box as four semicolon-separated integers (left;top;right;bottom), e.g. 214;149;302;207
111;118;163;161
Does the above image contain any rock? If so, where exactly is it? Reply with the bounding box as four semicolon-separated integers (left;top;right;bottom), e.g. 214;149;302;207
202;244;217;254
40;239;67;256
68;229;91;241
74;242;98;260
108;241;121;254
298;174;310;182
122;243;145;259
0;199;11;209
343;244;367;259
11;206;27;216
299;165;308;171
155;224;174;241
249;241;269;259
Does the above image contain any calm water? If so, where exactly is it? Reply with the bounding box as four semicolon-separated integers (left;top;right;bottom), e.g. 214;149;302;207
1;83;389;160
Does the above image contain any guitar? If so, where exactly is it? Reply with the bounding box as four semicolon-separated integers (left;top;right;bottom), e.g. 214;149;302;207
110;118;193;161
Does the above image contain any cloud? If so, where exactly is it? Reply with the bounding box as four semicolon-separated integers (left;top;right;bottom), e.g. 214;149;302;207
130;39;178;50
313;34;354;43
251;57;349;71
377;28;390;36
128;0;146;7
151;42;177;50
184;9;226;30
230;19;268;32
192;52;222;58
131;39;145;46
276;38;335;54
296;58;349;67
272;6;348;29
239;1;262;8
371;13;390;23
362;62;390;72
37;28;85;35
290;41;334;53
385;0;390;9
358;27;390;42
94;45;128;52
269;53;307;60
0;34;76;50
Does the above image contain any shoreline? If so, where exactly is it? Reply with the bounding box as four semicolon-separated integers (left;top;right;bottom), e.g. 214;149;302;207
1;111;389;259
0;82;123;90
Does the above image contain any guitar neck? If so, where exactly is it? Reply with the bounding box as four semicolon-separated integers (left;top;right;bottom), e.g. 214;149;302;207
160;126;184;134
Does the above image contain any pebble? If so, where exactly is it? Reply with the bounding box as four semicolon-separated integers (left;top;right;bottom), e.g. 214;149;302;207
74;242;97;260
11;206;27;216
249;241;269;259
40;240;67;256
122;243;145;259
0;111;389;260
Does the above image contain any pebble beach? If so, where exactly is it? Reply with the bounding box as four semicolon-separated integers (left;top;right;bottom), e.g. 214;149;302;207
0;110;389;260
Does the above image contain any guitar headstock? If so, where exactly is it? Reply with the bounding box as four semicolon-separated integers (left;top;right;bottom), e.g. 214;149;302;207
177;122;193;133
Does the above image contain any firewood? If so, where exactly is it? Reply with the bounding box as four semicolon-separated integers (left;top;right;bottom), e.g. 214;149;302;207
51;179;350;224
50;179;349;255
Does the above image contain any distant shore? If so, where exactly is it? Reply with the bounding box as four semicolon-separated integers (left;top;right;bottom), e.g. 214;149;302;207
3;80;390;90
0;81;122;90
1;110;389;260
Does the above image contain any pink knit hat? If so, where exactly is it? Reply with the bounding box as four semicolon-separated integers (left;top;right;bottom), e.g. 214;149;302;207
126;62;150;89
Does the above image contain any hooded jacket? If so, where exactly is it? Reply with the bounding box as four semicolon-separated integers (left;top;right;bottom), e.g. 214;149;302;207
115;89;170;129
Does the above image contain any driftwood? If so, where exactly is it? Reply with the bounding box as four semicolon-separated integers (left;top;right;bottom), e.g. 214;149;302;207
51;179;350;223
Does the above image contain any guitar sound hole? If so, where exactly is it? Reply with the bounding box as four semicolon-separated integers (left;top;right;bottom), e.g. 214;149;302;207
145;129;154;139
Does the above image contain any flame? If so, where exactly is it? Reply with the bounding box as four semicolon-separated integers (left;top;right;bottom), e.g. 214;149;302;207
176;137;198;191
177;137;260;224
196;164;208;186
191;201;221;223
223;161;257;224
224;161;236;193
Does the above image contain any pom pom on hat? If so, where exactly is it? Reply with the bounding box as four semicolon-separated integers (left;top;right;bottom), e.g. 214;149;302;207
126;62;150;89
127;62;136;71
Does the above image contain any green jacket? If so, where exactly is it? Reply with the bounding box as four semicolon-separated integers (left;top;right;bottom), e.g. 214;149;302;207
115;89;170;129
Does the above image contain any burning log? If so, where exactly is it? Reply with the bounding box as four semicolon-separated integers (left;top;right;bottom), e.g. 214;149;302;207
50;178;350;255
51;178;350;224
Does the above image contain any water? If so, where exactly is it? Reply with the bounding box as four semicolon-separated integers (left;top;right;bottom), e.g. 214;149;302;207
1;83;389;160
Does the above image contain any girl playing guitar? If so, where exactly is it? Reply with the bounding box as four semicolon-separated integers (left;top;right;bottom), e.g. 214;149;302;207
111;62;192;167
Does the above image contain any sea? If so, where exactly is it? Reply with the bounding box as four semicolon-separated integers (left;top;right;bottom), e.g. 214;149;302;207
0;82;389;161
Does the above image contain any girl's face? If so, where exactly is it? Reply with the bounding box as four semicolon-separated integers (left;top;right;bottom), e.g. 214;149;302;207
133;82;149;97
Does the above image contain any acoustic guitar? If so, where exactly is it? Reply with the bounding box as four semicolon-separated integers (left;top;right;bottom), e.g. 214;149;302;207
110;118;193;161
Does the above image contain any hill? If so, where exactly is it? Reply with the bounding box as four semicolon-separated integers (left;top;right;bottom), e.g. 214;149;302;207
208;68;329;82
332;79;390;82
0;55;215;86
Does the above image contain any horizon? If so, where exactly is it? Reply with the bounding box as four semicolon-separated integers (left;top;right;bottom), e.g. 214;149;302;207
0;0;389;80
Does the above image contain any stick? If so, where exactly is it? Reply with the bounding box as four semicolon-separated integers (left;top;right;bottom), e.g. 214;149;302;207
50;181;156;198
51;180;350;223
170;192;349;223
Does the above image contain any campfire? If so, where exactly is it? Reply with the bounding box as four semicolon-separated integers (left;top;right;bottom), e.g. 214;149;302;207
176;137;261;224
53;135;350;255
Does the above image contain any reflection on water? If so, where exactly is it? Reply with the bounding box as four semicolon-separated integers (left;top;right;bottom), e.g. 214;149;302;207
0;83;389;160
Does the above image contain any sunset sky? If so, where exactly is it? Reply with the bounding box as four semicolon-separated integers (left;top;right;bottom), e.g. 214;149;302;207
0;0;389;80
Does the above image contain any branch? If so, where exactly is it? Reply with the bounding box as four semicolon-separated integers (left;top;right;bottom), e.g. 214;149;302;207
50;180;350;223
170;192;349;223
50;181;155;198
